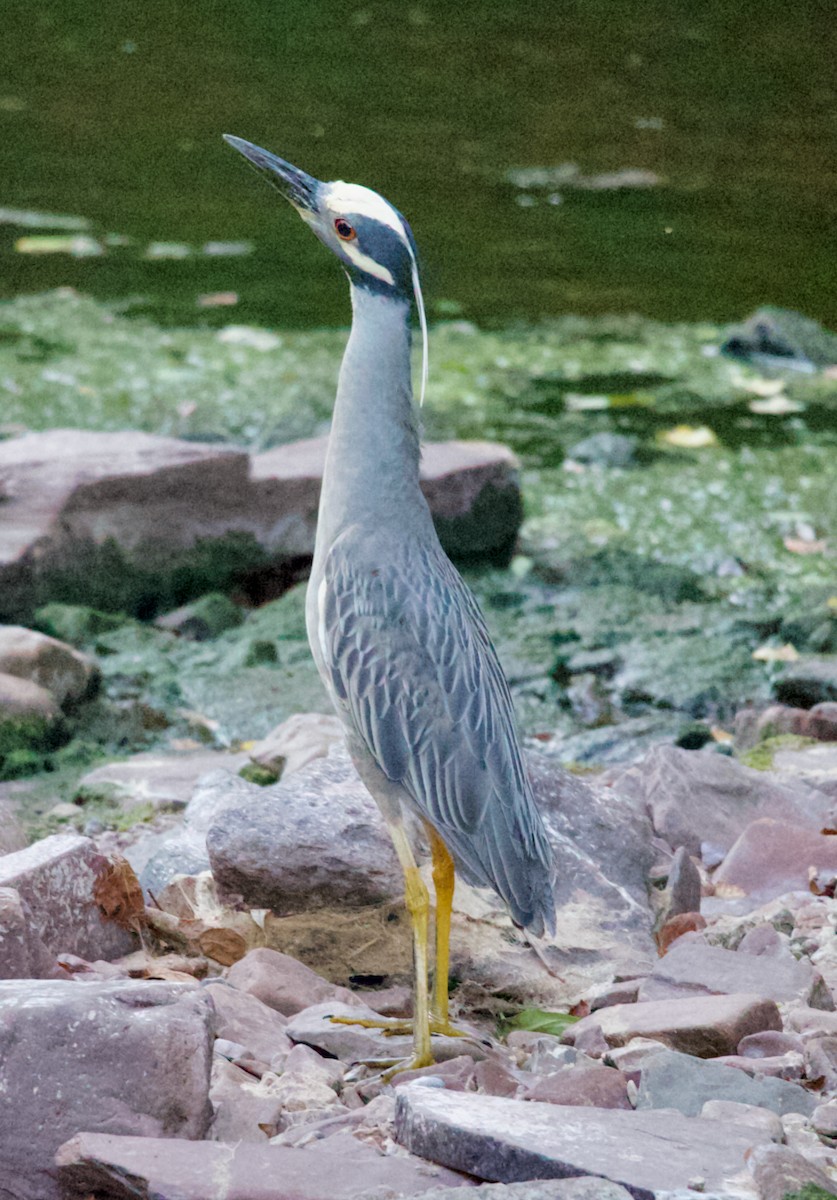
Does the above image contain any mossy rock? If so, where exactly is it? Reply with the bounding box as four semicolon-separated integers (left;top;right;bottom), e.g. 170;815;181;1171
740;734;818;771
33;603;128;646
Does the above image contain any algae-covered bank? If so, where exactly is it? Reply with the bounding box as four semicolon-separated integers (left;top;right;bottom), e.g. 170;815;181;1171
1;290;837;823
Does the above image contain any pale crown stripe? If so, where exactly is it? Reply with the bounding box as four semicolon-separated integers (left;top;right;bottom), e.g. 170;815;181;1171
325;181;411;245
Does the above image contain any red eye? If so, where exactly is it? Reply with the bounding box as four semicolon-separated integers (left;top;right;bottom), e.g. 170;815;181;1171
334;218;356;241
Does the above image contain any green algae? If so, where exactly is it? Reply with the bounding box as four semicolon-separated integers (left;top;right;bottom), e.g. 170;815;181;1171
740;735;819;772
1;291;836;787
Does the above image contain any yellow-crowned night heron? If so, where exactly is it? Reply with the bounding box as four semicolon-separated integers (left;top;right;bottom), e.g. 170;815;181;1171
225;135;555;1068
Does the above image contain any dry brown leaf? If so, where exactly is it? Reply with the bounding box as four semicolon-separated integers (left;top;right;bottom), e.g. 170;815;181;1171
198;926;248;966
656;911;707;955
784;537;827;555
94;856;145;932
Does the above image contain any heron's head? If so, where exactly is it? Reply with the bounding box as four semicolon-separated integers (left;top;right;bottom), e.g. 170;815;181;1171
224;134;428;400
223;135;421;298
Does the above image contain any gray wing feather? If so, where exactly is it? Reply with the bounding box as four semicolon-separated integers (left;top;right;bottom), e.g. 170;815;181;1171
321;536;555;935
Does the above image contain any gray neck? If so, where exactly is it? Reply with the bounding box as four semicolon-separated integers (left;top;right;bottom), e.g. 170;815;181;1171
315;285;432;554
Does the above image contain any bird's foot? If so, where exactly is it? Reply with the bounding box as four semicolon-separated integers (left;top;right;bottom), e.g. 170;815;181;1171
329;1014;469;1040
428;1016;468;1039
329;1014;413;1035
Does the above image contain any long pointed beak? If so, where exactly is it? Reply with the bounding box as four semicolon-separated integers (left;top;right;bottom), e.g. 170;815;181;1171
223;135;320;213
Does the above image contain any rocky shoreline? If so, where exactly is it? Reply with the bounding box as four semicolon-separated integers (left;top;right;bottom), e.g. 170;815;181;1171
1;292;837;1198
4;712;837;1197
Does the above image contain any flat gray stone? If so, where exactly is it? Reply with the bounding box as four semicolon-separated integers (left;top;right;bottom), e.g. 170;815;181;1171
0;979;214;1200
637;938;832;1009
0;833;136;960
394;1087;771;1200
565;993;782;1058
414;1183;634;1200
285;1000;477;1065
77;748;249;813
54;1129;472;1200
635;1048;815;1117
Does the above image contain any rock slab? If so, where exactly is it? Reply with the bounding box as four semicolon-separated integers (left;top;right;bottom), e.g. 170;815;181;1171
0;979;214;1200
55;1130;471;1200
634;1047;815;1117
565;992;782;1057
638;938;832;1009
0;832;136;960
0;429;522;620
394;1087;770;1200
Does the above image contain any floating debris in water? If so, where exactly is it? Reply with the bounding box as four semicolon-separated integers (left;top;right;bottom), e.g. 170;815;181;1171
783;536;827;555
217;326;281;351
0;207;90;230
201;241;254;257
198;292;238;308
752;643;799;662
658;425;718;449
14;234;103;257
748;395;804;415
144;241;193;260
506;163;662;191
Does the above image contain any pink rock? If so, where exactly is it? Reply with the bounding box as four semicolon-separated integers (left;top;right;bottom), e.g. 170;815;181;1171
523;1064;631;1109
392;1055;477;1092
209;1059;281;1143
0;670;60;724
589;979;642;1011
0;886;61;979
738;1031;804;1058
0;430;520;622
565;993;782;1058
0;833;136;960
55;1130;473;1198
2;980;214;1200
637;939;830;1008
713;818;837;902
786;1007;837;1038
747;1142;837;1200
226;948;363;1017
737;923;789;957
203;981;292;1064
804;1036;837;1089
612;745;831;858
473;1056;525;1097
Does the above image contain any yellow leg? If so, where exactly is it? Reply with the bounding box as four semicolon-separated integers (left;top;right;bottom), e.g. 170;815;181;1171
427;824;456;1031
330;821;434;1069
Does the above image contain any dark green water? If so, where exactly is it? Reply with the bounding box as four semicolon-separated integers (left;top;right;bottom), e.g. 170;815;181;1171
2;0;835;329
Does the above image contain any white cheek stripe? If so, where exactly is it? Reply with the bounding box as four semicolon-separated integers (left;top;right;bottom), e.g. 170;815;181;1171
342;239;395;286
